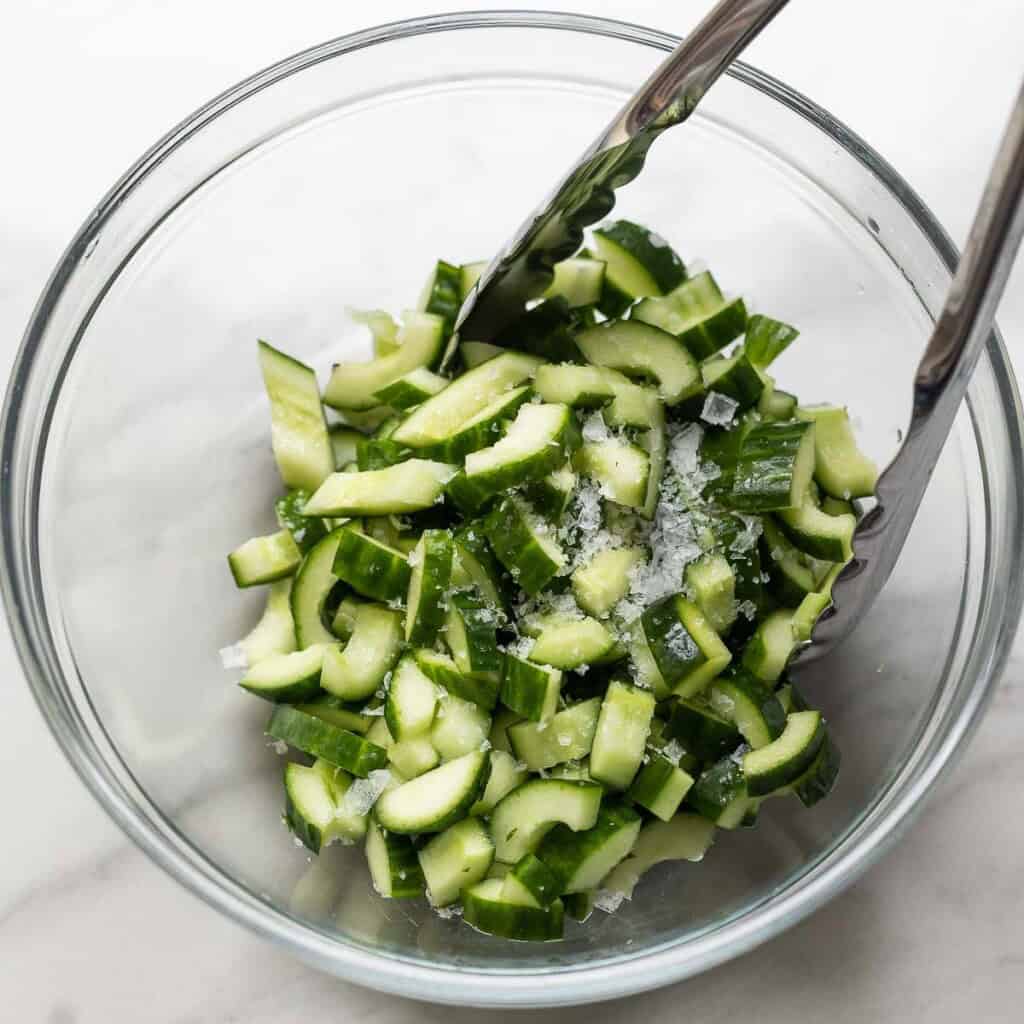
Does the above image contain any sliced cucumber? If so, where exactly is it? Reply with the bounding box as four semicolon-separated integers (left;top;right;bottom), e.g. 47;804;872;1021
237;579;297;666
502;853;563;908
534;363;619;409
388;736;440;779
384;656;439;740
709;671;786;750
728;420;816;512
320;603;402;701
527;615;617;671
470;750;529;816
418;817;495;906
366;820;425;898
404;529;454;644
275;489;329;554
789;731;841;807
776;499;855;563
758;383;799;421
284;760;367;853
640;595;732;699
743;710;825;795
418;259;462;335
628;754;695;821
290;527;348;649
576;439;650;509
374;750;491;835
685;553;737;634
543;257;607;307
295;694;372;735
445;590;503;685
745;313;800;368
332;529;410;603
460;260;487;299
460;340;504;368
430;694;491;761
524;463;577;522
228;529;301;588
628;620;671;701
304;460;456;517
416;648;499;712
491;778;602;863
329;425;362;470
699;349;765;410
796;405;878;499
483;496;566;596
452;524;506;610
741;608;799;683
688;754;752;828
761;516;833;605
593;221;684;301
575;321;700;405
267;705;388;777
589;681;656;790
572;546;644;618
462;877;564;941
324;311;445;410
666;696;740;761
373;367;448;410
355;437;413;471
500;656;563;723
349;307;399;357
507;698;602;771
240;643;328;703
420;386;535;464
489;707;523;755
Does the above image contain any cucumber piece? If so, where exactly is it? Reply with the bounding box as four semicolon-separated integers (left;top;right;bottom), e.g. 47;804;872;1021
688;754;752;828
745;314;800;368
483;496;566;596
638;401;667;520
320;603;402;700
528;616;617;671
375;750;490;835
267;706;388;776
685;553;737;634
430;694;491;761
463;403;580;499
572;546;644;618
728;420;817;512
502;853;562;907
534;364;617;409
821;495;856;517
470;750;530;816
373;367;448;410
460;261;487;299
238;579;297;665
364;716;393;750
709;672;786;749
700;349;765;410
227;529;302;588
452;524;506;610
336;406;397;433
324;311;445;410
384;656;439;740
576;439;650;508
524;463;577;522
290;528;348;649
500;656;563;723
606;380;664;431
776;500;855;563
628;754;695;821
366;820;425;898
462;878;564;941
575;321;700;405
460;340;504;368
489;707;523;754
628;620;671;701
758;383;799;421
593;221;685;297
416;648;499;712
743;710;825;795
543;256;607;307
791;564;843;642
535;800;642;893
332;529;410;603
388;736;440;779
741;608;799;683
507;698;602;771
789;732;841;807
418;259;462;336
391;351;542;448
240;643;328;703
295;695;371;735
257;340;334;491
304;460;456;517
665;697;740;761
275;490;329;554
355;437;413;471
416;386;534;464
601;814;715;899
590;681;656;790
796;405;878;499
418;817;495;906
445;591;503;684
284;761;367;853
349;307;400;357
761;517;832;605
404;529;454;644
640;596;732;698
491;778;602;863
329;425;363;470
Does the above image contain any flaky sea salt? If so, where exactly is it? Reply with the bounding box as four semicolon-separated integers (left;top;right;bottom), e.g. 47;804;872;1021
737;599;758;621
701;390;738;426
339;769;391;818
661;739;686;765
434;904;463;919
270;740;289;756
594;889;627;914
581;411;611;443
219;643;248;670
668;423;703;478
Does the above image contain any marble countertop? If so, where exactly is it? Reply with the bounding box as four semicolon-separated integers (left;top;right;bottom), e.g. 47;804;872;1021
3;2;1023;1019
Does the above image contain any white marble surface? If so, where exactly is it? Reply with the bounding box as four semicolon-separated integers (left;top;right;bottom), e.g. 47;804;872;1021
2;1;1024;1019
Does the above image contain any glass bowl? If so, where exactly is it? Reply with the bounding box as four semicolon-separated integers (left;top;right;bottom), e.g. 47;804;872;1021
2;11;1022;1009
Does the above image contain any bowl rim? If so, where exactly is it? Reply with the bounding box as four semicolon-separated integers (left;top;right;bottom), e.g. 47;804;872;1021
3;8;1023;1008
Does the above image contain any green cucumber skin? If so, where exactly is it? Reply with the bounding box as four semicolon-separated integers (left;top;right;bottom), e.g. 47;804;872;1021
743;713;826;796
371;824;426;899
627;756;694;821
688;755;747;821
414;650;499;711
745;314;800;368
508;853;563;907
594;220;686;294
296;695;371;734
728;420;814;512
332;530;411;603
422;259;463;337
641;597;707;687
239;670;323;706
290;528;348;649
462;881;565;942
406;530;454;646
680;299;748;361
266;706;388;777
792;733;841;807
275;490;329;554
413;386;534;464
666;699;740;762
484;498;564;596
703;349;763;409
356;438;414;471
448;590;504;678
500;656;561;722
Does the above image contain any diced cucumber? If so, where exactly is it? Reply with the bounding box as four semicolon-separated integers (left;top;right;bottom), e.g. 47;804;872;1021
527;616;617;671
593;220;685;299
503;853;562;908
524;463;578;522
483;496;566;596
373;367;448;410
267;705;388;777
275;490;329;554
501;656;563;723
572;546;644;618
543;257;607;307
628;620;671;701
257;341;334;491
666;696;740;761
758;383;799;421
776;499;855;563
320;603;402;701
366;820;425;899
459;260;487;299
325;311;445;410
745;314;800;368
384;656;439;740
743;710;825;795
228;529;302;588
290;528;348;649
507;698;602;771
388;736;440;778
575;321;700;405
452;524;506;609
640;595;732;698
421;386;535;463
430;694;491;761
685;553;737;634
418;259;462;336
576;439;650;509
688;754;752;828
600;814;715;899
589;681;656;790
470;750;529;816
489;707;523;755
796;405;878;499
639;401;667;520
329;529;409;603
709;672;786;749
491;778;602;863
304;460;456;517
789;731;841;807
374;750;491;834
284;760;367;853
462;877;565;941
418;817;495;906
741;608;799;683
240;643;328;703
728;420;816;512
534;364;618;409
238;579;296;665
355;436;413;471
628;754;695;821
445;591;503;685
699;349;765;410
404;529;453;644
761;516;833;605
295;694;372;735
329;425;362;470
416;648;499;712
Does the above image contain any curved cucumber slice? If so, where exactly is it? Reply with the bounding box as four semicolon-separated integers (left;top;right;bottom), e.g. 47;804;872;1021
628;754;695;821
418;817;495;906
240;644;328;703
745;314;800;368
601;814;714;899
238;579;296;666
758;383;799;421
257;341;334;491
445;591;503;684
743;710;825;795
728;420;816;512
290;528;348;649
761;516;832;605
575;321;699;405
384;656;439;740
741;608;799;683
391;352;542;448
589;681;656;790
528;616;616;671
284;760;368;853
295;695;371;735
459;340;504;368
275;489;329;554
502;853;562;907
631;272;741;359
507;698;602;771
688;754;753;828
572;546;644;618
404;529;453;644
796;405;878;499
332;529;410;603
374;750;491;835
452;524;506;610
304;460;456;517
524;462;578;522
484;496;566;596
366;820;425;899
459;261;487;299
324;311;445;410
320;603;402;701
534;364;618;408
463;877;564;942
535;800;642;893
665;697;740;761
267;705;388;777
543;256;607;307
501;656;563;723
373;367;448;410
348;308;399;357
640;595;732;698
228;529;301;588
700;349;765;410
418;259;462;336
387;736;440;778
470;750;529;816
685;553;737;634
415;648;499;711
413;385;533;463
576;439;650;508
490;778;602;863
776;500;855;563
593;221;684;297
789;731;841;807
430;694;491;761
709;672;786;750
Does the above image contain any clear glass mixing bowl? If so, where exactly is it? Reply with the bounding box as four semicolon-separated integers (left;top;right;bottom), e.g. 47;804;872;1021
2;11;1022;1009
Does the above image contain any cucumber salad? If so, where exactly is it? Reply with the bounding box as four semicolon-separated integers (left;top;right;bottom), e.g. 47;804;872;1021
225;220;877;942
